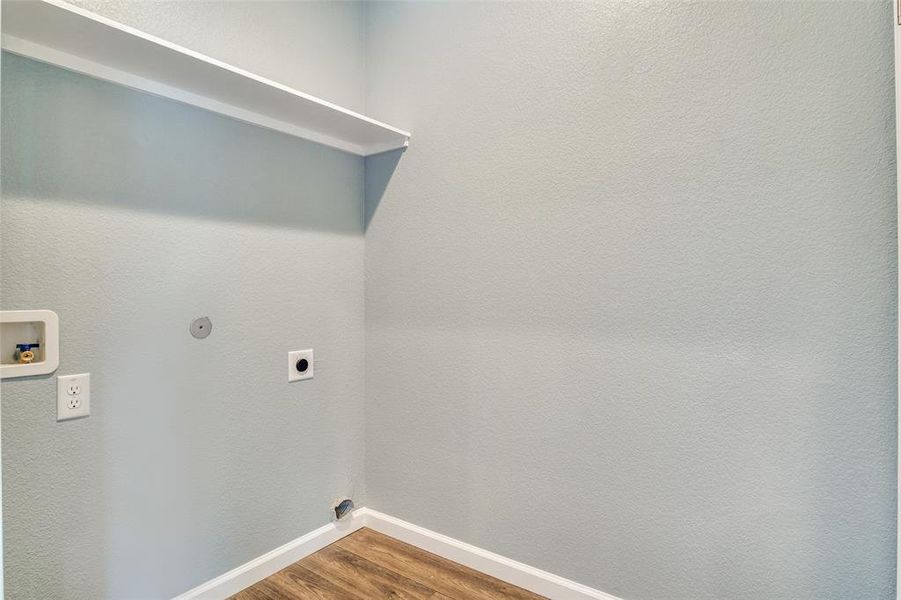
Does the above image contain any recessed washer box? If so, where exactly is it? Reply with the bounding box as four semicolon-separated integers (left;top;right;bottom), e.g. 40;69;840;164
0;310;60;379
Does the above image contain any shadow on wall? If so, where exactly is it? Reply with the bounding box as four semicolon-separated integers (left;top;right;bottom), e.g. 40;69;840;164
1;53;364;235
2;51;375;599
364;148;404;231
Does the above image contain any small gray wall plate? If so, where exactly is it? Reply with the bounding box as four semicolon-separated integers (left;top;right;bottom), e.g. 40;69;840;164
190;317;212;339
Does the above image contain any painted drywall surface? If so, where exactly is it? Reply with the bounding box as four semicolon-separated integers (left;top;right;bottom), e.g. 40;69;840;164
0;9;6;600
364;2;897;599
64;0;367;113
1;51;365;599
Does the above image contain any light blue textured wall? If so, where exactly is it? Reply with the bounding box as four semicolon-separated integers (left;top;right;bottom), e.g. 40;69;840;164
1;47;365;599
1;2;897;599
363;2;898;599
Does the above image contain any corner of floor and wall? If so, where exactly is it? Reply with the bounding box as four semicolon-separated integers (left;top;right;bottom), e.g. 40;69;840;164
1;1;898;600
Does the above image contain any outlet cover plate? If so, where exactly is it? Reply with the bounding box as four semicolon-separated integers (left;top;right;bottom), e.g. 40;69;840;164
57;373;90;420
288;349;314;382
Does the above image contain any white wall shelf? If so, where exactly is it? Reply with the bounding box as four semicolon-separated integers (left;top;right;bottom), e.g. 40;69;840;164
1;0;411;157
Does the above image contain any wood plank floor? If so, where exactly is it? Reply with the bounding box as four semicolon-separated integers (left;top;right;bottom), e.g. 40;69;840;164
230;527;546;600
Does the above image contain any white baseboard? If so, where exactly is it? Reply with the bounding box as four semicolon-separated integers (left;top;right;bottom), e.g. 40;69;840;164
172;509;368;600
360;508;622;600
172;507;621;600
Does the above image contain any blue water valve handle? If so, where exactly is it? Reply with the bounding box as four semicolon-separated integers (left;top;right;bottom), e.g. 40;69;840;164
15;343;40;351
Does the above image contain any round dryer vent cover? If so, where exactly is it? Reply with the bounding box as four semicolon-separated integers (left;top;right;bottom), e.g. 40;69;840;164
190;316;212;339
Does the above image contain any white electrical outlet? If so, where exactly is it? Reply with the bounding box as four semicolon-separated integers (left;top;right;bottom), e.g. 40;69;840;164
57;373;90;420
288;349;314;382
